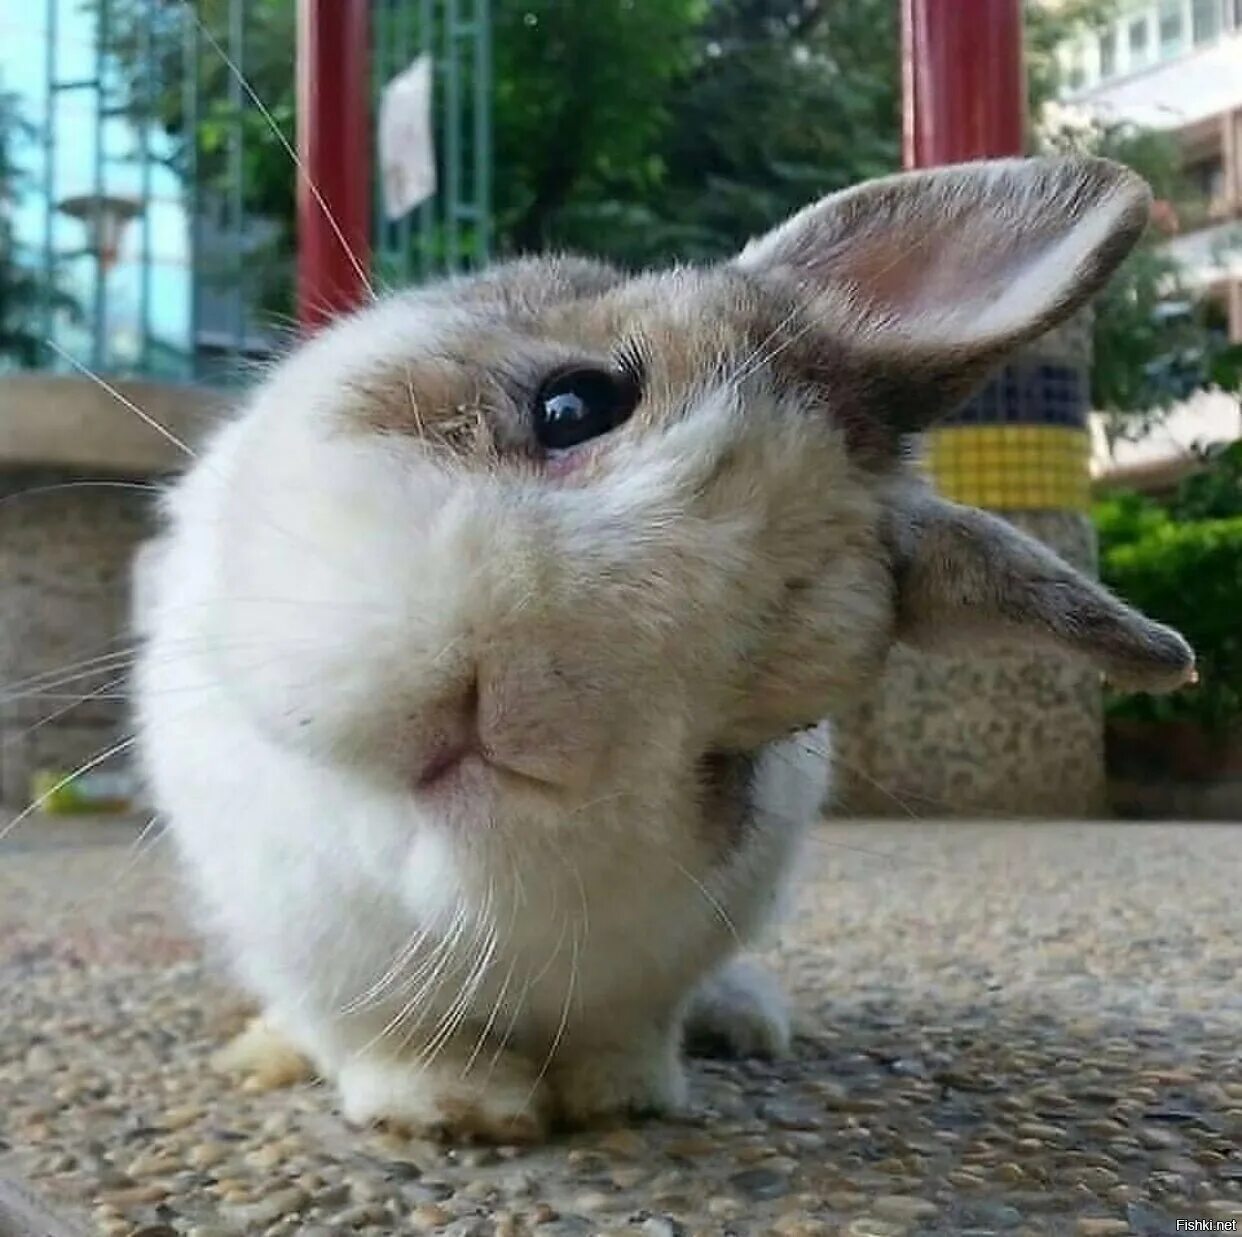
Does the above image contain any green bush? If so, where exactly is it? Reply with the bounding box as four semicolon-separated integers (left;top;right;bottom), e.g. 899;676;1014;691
1097;481;1242;731
1095;489;1173;551
1169;439;1242;521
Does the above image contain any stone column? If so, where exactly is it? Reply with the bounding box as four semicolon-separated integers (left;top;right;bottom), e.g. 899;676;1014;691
834;315;1109;819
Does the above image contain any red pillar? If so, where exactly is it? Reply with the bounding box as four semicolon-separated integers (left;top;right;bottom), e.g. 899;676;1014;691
902;0;1025;169
297;0;372;332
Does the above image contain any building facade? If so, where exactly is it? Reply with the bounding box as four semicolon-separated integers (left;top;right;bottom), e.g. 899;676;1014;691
1060;0;1242;341
1052;1;1242;487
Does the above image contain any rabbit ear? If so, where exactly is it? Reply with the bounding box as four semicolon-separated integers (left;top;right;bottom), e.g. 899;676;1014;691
883;486;1195;693
735;157;1151;432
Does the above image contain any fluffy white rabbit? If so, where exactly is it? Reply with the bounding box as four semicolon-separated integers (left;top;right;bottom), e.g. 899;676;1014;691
134;157;1193;1142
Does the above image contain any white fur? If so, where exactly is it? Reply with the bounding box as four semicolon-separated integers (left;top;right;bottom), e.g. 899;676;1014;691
135;289;846;1136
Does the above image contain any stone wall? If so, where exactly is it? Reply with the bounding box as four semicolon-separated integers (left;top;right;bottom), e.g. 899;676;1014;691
0;373;220;808
834;512;1106;819
0;470;154;806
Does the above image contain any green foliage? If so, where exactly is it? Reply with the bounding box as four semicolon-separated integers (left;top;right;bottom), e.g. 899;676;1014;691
1171;439;1242;521
98;0;297;318
1102;514;1242;731
94;0;1103;269
493;0;707;255
0;91;77;369
91;0;1230;426
1096;443;1242;731
103;0;296;232
541;0;1106;266
1024;0;1121;118
551;0;902;267
1038;117;1239;433
0;91;40;366
1095;488;1174;550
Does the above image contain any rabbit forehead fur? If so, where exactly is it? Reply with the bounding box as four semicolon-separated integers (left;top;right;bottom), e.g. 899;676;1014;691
154;256;894;808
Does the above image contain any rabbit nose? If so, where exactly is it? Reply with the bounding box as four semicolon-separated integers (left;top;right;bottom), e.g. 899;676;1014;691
413;676;479;766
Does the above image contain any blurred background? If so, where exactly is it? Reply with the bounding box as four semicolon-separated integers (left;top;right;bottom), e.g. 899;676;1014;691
0;0;1239;822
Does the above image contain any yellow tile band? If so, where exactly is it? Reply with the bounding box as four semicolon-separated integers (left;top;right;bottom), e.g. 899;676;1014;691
923;425;1092;512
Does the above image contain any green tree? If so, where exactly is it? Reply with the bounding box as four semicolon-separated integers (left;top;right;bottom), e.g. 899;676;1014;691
101;0;298;318
99;0;707;305
98;0;1114;264
538;0;1119;265
1096;443;1242;732
95;0;1234;428
0;91;51;368
493;0;707;254
1038;115;1242;439
545;0;901;266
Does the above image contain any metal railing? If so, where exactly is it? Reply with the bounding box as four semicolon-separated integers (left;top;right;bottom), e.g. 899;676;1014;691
5;0;491;387
372;0;491;288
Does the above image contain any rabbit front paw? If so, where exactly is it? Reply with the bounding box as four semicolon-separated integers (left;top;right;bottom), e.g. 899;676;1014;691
551;1028;687;1127
211;1016;317;1091
337;1047;550;1145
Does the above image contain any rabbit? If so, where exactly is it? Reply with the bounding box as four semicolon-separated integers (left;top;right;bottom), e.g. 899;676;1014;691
133;156;1194;1143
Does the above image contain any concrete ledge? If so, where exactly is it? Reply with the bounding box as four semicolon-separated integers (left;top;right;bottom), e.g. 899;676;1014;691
0;372;231;476
1093;453;1205;497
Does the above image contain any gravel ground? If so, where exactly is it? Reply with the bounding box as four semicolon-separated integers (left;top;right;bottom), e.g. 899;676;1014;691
2;816;1241;1237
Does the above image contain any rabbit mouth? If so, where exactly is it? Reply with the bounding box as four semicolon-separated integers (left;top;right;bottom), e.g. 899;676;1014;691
415;742;480;790
411;749;499;812
413;743;555;802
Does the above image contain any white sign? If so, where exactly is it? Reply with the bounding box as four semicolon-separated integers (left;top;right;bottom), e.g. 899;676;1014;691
379;54;437;221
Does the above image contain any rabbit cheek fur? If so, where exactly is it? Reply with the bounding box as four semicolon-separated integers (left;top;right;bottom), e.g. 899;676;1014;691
135;272;882;1139
135;157;1194;1142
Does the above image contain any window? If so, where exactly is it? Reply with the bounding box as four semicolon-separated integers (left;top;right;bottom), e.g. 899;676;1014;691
1099;28;1117;78
1181;157;1227;228
1193;0;1223;43
1159;1;1185;57
1129;16;1151;67
1188;157;1225;199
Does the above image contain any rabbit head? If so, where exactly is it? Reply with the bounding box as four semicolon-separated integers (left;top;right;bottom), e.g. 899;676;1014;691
164;157;1191;827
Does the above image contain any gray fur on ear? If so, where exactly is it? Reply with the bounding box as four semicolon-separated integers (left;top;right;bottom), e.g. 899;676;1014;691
884;486;1195;694
736;156;1152;433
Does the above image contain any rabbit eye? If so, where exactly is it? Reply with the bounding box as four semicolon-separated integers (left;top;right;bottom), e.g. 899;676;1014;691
533;367;639;451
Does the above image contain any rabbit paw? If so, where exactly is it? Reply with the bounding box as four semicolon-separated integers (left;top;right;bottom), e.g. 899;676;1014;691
683;957;791;1060
338;1048;549;1145
552;1028;687;1127
212;1016;316;1091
